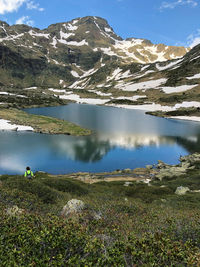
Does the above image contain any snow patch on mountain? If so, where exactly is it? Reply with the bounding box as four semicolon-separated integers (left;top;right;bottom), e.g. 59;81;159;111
51;37;57;48
65;40;88;46
104;27;112;33
65;24;78;31
60;31;75;40
160;84;198;94
107;68;122;81
0;33;24;42
71;71;80;77
29;30;50;39
156;58;183;71
100;47;117;56
186;73;200;79
115;95;146;101
59;94;109;104
115;78;167;91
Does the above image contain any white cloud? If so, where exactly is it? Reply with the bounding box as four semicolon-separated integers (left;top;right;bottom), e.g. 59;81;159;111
0;0;44;14
26;0;44;11
187;29;200;48
16;15;34;26
0;0;26;14
160;0;198;10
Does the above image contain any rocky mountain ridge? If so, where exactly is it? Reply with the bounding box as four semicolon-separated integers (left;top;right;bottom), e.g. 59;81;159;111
0;16;189;88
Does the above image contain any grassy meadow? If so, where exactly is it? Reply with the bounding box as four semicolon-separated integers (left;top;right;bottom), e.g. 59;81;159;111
1;169;200;265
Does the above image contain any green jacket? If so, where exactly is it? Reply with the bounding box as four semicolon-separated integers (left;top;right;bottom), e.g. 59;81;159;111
24;170;34;178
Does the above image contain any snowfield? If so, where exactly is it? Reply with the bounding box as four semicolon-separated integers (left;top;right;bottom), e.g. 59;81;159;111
169;116;200;122
156;59;183;71
115;78;167;91
106;101;200;112
186;73;200;80
160;84;198;94
59;94;109;105
0;119;34;131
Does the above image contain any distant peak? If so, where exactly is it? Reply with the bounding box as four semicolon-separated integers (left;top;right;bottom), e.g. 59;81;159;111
0;20;10;27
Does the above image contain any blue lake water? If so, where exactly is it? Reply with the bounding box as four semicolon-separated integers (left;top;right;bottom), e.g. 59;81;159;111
1;103;200;174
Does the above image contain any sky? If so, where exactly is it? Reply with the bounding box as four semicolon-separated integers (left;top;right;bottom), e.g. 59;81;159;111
0;0;200;48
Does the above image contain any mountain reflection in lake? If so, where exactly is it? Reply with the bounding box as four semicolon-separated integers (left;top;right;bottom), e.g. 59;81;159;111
1;103;200;174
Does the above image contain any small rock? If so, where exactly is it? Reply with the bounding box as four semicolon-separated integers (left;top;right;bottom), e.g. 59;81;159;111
124;182;132;187
61;199;85;217
157;160;168;169
175;186;190;195
6;205;24;216
146;165;153;169
93;211;102;220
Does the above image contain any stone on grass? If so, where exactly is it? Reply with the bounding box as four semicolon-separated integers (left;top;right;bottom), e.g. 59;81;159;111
175;186;190;195
61;199;85;217
6;205;24;217
93;211;102;220
124;182;133;187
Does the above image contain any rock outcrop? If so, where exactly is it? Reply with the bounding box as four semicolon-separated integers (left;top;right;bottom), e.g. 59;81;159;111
155;153;200;181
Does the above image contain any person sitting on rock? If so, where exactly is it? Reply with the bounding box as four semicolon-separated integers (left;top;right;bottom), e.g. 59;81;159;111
24;166;34;179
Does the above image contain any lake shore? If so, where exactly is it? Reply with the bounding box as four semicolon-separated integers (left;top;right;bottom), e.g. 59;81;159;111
0;108;91;136
105;103;200;122
32;152;200;184
1;87;200;123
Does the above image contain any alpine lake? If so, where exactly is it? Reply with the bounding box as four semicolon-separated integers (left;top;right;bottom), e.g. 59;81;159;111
1;103;200;175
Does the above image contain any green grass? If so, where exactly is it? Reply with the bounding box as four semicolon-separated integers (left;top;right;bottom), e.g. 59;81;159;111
1;170;200;265
0;108;91;136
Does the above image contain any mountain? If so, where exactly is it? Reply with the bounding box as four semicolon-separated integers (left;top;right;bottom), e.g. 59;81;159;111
0;16;189;88
0;16;199;117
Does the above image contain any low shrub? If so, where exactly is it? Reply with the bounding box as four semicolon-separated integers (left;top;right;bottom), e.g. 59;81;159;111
124;184;173;203
3;178;60;204
42;178;89;195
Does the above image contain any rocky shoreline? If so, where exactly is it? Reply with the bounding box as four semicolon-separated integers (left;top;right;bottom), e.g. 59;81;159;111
48;153;200;185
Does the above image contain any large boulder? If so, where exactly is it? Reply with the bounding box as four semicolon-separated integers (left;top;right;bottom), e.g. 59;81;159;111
175;186;190;195
156;166;187;181
61;199;85;217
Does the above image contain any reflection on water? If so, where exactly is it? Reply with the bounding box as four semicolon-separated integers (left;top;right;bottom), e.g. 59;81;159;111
1;103;200;174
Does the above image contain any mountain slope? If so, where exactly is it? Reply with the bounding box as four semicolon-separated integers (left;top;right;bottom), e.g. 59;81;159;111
0;16;189;89
61;43;200;119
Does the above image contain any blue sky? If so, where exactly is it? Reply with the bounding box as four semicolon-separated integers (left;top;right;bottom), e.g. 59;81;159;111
0;0;200;47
